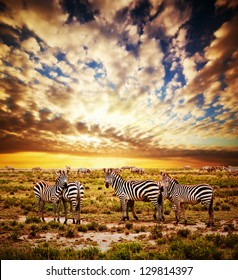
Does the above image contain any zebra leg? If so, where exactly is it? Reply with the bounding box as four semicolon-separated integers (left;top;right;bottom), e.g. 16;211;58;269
127;200;139;220
150;201;162;223
40;201;46;222
173;202;180;225
70;203;75;224
37;199;42;219
76;201;81;224
53;200;61;222
153;207;157;220
208;197;214;227
180;203;187;225
120;197;128;221
63;200;68;224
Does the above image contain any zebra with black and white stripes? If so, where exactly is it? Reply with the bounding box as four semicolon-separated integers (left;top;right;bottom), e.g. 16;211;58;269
34;170;69;222
104;169;163;222
160;172;214;226
61;181;84;224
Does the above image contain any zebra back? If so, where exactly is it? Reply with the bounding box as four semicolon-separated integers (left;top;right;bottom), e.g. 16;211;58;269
161;172;213;206
105;170;161;201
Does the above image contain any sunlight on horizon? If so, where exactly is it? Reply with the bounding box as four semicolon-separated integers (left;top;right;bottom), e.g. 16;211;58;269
0;152;207;169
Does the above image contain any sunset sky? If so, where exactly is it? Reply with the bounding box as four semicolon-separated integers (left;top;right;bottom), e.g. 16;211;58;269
0;0;238;169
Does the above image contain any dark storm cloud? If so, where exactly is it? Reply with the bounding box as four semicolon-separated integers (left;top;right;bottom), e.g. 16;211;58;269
60;0;99;24
130;0;152;35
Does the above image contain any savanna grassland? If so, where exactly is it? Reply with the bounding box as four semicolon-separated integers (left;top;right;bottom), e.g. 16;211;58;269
0;168;238;260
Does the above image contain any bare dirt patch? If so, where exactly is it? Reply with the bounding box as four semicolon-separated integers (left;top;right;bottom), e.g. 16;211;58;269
16;215;237;253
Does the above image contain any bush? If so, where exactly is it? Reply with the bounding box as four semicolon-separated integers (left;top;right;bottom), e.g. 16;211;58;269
106;242;142;260
169;237;223;259
150;225;163;239
177;229;190;238
25;216;41;224
77;224;88;232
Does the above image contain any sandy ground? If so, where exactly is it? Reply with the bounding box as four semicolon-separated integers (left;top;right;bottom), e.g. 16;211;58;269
17;216;237;252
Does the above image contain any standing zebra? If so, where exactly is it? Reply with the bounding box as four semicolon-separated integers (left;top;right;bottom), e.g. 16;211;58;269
160;172;214;227
104;169;163;222
61;181;84;224
34;170;68;222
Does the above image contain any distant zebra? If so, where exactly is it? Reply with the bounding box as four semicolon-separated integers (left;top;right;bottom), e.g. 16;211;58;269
34;170;69;222
160;172;214;227
131;167;144;174
32;167;42;172
224;166;238;176
104;169;163;222
77;168;91;175
4;165;15;171
61;181;84;224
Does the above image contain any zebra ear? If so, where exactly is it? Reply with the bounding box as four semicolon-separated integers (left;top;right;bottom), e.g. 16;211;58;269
56;170;61;176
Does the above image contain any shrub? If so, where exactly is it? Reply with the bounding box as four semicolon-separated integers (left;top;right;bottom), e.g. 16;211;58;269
25;215;41;224
150;225;163;239
125;222;133;230
106;242;142;260
177;228;190;238
77;224;88;232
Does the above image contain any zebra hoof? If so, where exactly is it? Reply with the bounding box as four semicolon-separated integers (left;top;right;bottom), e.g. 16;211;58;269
64;220;67;224
76;220;81;224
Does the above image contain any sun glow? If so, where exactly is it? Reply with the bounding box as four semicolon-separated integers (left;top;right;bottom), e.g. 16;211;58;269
0;152;208;169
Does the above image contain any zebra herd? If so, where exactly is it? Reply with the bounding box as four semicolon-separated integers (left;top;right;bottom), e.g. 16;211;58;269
33;168;215;227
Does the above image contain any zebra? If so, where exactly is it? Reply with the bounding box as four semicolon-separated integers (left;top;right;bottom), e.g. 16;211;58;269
4;165;15;171
61;181;84;224
160;172;214;227
104;169;163;222
34;170;69;222
32;167;42;172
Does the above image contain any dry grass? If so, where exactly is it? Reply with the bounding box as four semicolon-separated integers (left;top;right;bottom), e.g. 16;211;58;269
0;168;238;259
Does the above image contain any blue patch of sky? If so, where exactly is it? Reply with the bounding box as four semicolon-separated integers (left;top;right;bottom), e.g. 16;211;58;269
56;52;66;62
195;60;207;71
35;64;70;80
86;59;102;69
85;59;107;81
195;93;205;108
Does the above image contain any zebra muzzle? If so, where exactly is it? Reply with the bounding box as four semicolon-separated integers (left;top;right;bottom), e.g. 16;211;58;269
105;182;110;188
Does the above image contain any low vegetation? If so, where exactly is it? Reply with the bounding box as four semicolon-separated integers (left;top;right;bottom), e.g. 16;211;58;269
0;168;237;259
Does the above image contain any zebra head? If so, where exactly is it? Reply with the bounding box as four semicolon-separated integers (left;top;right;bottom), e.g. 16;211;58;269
104;168;114;188
160;172;179;189
55;170;69;188
160;172;172;188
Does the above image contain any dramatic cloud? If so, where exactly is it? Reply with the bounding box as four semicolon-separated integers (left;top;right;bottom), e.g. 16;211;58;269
0;0;238;167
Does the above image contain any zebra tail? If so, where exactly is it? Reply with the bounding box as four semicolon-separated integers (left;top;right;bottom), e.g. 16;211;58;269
76;201;80;211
